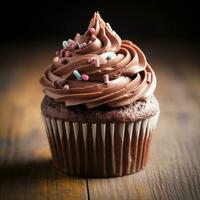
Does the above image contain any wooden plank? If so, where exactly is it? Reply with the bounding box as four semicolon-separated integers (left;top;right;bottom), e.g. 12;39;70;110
87;49;200;200
87;170;154;200
0;46;88;200
145;61;200;200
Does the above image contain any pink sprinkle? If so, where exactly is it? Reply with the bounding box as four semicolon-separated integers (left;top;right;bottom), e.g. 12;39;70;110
88;57;100;67
88;57;95;63
63;84;70;90
65;51;72;57
89;27;96;34
81;74;89;81
94;58;100;67
79;42;87;49
147;72;151;83
103;74;109;84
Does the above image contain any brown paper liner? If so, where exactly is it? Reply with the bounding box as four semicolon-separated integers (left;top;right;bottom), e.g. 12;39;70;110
42;112;159;177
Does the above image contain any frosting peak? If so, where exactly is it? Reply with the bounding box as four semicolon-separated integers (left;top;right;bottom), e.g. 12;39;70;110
40;12;157;109
74;12;121;55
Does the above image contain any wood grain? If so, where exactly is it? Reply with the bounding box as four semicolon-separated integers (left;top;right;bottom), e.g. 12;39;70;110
87;43;200;200
0;40;200;200
0;42;88;200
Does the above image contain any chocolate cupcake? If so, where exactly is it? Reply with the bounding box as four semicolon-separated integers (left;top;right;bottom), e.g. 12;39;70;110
40;12;160;177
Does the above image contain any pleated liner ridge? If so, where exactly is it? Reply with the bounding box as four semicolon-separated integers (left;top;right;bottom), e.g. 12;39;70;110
42;112;159;177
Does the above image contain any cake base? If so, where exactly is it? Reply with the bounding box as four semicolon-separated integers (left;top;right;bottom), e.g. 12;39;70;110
41;96;160;177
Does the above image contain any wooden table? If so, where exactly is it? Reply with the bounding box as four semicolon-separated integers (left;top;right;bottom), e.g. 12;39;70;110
0;39;200;200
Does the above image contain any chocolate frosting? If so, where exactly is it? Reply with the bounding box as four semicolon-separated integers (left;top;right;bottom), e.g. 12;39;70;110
40;12;157;109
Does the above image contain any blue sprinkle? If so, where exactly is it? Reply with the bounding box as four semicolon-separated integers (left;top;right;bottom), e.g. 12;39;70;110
73;70;82;80
107;55;112;60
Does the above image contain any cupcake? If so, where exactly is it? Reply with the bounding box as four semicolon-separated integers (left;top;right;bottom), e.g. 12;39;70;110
40;12;160;177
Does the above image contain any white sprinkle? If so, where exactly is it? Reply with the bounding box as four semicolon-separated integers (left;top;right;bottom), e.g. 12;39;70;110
53;56;59;63
103;74;109;84
63;84;70;90
94;58;100;67
62;41;68;48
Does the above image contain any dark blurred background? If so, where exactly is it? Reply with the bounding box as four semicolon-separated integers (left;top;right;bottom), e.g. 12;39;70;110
0;1;199;44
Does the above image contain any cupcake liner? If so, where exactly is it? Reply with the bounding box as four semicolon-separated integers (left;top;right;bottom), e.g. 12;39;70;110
42;112;159;177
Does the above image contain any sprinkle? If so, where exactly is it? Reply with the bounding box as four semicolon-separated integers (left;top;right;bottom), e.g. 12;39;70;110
65;51;72;57
53;56;59;63
88;40;93;44
62;40;68;48
78;42;87;49
76;33;80;37
63;84;70;90
94;58;100;67
89;27;96;34
106;55;112;60
100;51;116;60
72;41;79;49
73;70;82;80
88;57;95;63
147;72;151;83
88;57;100;67
103;74;109;84
68;39;74;44
106;23;112;31
81;74;89;81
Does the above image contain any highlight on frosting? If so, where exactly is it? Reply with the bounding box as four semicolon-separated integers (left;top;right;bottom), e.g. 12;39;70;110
40;12;157;108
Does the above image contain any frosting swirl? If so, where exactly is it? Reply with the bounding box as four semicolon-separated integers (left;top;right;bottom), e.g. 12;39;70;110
40;12;157;109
